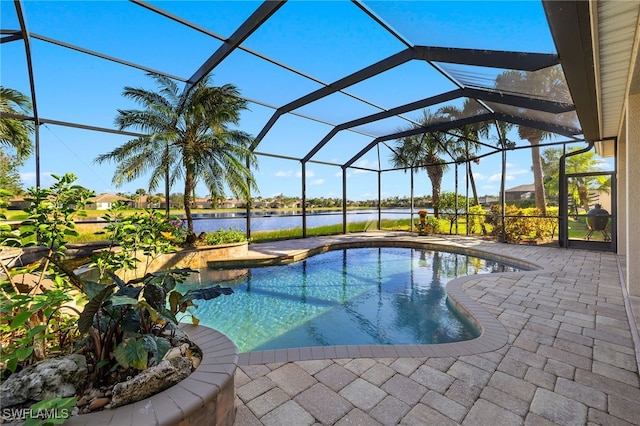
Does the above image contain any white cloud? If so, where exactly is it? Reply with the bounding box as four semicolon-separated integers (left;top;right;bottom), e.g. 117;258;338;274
276;169;316;178
296;170;315;178
485;164;530;183
593;159;612;169
473;172;486;181
20;171;55;188
310;179;324;185
508;168;529;176
488;173;516;182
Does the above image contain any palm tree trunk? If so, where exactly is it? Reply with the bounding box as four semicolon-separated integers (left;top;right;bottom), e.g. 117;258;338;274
468;165;479;205
183;171;195;237
578;184;590;211
426;165;443;218
529;138;547;215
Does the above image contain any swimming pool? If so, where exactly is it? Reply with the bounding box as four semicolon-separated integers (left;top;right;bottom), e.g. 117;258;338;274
180;247;518;352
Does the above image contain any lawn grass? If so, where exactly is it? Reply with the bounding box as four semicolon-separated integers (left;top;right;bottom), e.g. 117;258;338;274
6;211;605;244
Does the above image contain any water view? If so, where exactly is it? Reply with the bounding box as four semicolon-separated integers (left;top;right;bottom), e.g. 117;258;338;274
190;209;425;234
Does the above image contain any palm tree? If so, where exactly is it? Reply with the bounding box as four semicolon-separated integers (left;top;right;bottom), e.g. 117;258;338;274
516;125;551;215
495;66;570;216
95;73;258;235
542;147;610;212
390;109;454;218
0;86;34;163
438;100;489;205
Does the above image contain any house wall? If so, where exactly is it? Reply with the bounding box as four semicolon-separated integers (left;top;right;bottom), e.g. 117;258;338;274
626;92;640;297
618;117;627;258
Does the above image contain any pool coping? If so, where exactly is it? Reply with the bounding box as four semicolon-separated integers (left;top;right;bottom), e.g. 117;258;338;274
217;234;550;365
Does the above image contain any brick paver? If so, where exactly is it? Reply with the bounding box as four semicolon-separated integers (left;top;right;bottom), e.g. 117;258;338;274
229;234;640;425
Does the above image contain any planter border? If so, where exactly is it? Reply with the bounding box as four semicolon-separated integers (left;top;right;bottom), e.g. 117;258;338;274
64;324;237;426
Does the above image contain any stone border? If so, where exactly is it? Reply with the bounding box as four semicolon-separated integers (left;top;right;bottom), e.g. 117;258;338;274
230;238;545;365
64;324;238;426
123;242;249;280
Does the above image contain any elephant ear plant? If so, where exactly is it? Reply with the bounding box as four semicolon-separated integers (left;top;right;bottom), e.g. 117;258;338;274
76;268;232;375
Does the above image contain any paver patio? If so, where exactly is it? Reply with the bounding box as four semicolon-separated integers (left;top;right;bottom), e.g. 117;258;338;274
228;233;640;425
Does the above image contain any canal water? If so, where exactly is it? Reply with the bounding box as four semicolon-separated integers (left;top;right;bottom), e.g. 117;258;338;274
190;209;426;234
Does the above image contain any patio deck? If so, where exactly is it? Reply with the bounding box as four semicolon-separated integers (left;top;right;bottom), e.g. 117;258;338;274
227;232;640;425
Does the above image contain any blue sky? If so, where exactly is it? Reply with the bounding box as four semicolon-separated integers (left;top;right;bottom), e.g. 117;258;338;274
1;1;607;201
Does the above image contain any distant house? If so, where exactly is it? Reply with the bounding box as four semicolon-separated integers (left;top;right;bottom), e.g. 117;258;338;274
478;195;499;205
505;184;535;201
193;198;212;209
7;196;30;210
220;199;243;209
88;193;132;210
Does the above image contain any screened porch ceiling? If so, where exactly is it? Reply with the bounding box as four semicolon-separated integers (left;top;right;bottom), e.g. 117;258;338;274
1;0;590;176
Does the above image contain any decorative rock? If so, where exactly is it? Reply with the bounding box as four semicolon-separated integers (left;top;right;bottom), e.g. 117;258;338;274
164;343;191;361
110;356;193;408
87;389;104;400
0;354;87;407
88;397;110;411
191;355;201;369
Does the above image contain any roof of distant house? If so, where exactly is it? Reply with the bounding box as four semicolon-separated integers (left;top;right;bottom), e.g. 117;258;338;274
89;193;131;203
505;184;535;193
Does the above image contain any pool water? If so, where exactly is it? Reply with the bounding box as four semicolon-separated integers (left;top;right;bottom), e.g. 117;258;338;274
179;247;518;352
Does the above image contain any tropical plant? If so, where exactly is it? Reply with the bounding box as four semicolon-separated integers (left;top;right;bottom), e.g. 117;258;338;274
0;151;24;194
1;173;93;372
76;267;232;380
89;202;187;281
22;396;77;426
541;147;610;213
467;204;487;235
436;191;467;234
0;86;34;164
203;228;247;245
390;109;455;218
495;66;571;215
487;204;557;243
94;73;259;240
1;173;234;397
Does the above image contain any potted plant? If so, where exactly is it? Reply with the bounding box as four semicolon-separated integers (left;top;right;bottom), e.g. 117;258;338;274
416;210;430;235
0;173;234;423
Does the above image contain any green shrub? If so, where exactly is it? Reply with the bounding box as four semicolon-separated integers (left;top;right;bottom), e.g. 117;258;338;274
90;203;186;280
488;204;558;243
203;227;247;245
1;174;93;372
467;205;487;235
